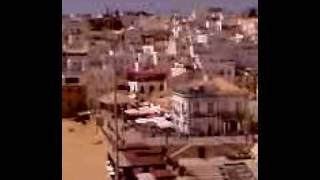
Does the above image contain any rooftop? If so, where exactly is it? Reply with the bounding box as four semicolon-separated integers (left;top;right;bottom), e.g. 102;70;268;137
178;157;257;180
173;77;248;98
127;69;167;82
120;146;166;167
150;169;175;179
99;92;134;105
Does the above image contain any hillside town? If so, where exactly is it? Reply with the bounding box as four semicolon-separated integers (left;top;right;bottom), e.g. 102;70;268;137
62;6;258;180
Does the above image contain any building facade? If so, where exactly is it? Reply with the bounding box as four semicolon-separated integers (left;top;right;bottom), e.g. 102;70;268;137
62;76;87;117
127;69;168;101
171;78;249;136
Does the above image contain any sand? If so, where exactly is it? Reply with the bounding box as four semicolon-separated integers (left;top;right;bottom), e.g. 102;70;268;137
62;119;108;180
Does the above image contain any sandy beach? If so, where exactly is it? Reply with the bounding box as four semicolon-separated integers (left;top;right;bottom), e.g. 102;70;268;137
62;119;107;180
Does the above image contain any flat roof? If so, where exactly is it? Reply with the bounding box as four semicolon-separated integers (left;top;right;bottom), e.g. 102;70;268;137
127;69;167;82
172;77;248;98
99;92;134;105
151;169;175;178
120;147;166;167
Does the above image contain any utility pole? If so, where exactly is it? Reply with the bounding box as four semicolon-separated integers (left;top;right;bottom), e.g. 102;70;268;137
115;31;125;180
109;48;119;180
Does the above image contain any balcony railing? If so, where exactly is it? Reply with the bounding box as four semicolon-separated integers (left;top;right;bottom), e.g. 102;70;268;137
190;112;218;118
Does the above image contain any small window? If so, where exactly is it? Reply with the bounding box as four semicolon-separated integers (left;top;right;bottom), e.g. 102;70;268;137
149;85;154;93
208;102;214;113
140;86;145;94
193;102;200;113
236;102;242;111
65;77;79;84
159;83;164;91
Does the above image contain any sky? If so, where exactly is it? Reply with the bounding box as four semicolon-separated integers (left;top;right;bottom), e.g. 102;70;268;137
62;0;258;15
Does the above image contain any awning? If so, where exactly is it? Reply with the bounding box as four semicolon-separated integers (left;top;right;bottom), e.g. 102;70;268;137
136;173;156;180
135;116;174;129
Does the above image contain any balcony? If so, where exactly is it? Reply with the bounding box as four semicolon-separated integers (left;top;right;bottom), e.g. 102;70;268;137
190;112;218;118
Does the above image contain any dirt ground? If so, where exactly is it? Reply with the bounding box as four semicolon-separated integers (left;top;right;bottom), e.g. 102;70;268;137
62;119;107;180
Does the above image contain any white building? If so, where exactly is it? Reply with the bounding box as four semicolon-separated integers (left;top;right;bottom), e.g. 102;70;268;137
171;77;249;136
171;62;187;77
197;56;236;82
127;69;168;101
166;38;177;55
142;45;155;54
237;17;258;37
196;34;208;44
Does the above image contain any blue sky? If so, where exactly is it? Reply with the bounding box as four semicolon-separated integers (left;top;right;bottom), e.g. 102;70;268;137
62;0;258;15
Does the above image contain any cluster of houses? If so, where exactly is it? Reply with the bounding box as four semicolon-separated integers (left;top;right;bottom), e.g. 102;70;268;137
62;7;258;180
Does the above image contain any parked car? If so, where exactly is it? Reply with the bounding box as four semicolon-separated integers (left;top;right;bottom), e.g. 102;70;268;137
74;111;92;124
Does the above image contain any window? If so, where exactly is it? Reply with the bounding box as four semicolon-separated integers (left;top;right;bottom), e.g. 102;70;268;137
236;102;242;111
181;103;185;112
149;85;154;93
140;86;145;94
193;102;200;114
159;83;164;91
182;45;186;50
208;102;214;114
65;77;79;84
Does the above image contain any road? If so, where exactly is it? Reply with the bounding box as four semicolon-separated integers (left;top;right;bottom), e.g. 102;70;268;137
62;120;108;180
